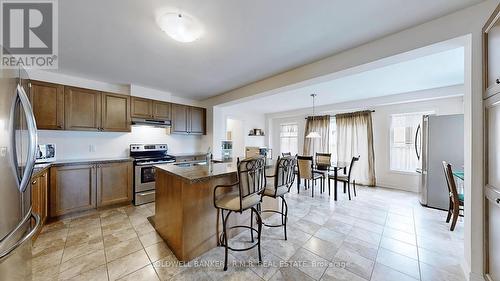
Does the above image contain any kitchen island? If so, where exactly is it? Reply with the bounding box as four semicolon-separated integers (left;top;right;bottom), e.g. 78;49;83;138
153;161;277;261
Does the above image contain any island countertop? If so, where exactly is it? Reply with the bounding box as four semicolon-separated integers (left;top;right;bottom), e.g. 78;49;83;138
154;162;238;182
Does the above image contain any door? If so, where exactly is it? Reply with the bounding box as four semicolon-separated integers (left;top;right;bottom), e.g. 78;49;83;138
0;67;39;281
134;164;157;192
153;101;171;120
131;97;153;118
30;80;64;130
64;86;102;131
97;162;132;207
189;107;205;134
101;92;131;132
172;104;188;133
486;92;500;280
50;164;97;217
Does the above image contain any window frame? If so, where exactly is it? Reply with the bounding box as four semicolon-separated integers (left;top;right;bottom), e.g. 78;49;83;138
279;122;299;156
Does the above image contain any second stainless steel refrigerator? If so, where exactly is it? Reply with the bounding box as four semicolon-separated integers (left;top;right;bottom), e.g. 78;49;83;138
416;114;464;210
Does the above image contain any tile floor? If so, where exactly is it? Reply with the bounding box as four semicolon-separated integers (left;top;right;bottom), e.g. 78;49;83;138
31;185;465;281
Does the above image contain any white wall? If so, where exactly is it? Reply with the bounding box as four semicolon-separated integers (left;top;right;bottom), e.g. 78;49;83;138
211;105;266;159
29;70;208;160
268;92;464;193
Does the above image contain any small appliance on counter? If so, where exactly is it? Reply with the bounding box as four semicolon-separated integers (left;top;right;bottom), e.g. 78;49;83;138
130;144;176;205
245;146;272;159
36;144;56;163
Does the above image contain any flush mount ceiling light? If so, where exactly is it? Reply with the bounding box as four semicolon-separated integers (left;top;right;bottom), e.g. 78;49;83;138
158;13;203;43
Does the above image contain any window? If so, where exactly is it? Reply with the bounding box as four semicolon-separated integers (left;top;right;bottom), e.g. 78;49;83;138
390;112;425;173
328;118;337;162
279;123;298;155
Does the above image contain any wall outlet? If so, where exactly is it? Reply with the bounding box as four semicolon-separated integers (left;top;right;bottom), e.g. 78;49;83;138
89;144;96;152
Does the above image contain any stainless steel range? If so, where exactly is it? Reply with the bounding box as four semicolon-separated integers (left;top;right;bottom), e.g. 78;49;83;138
130;144;175;205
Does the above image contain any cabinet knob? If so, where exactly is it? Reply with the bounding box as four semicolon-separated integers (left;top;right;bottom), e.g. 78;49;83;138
32;180;36;184
496;78;500;85
496;198;500;204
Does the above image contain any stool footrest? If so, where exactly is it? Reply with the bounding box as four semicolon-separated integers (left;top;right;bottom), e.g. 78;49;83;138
218;225;260;251
259;209;287;228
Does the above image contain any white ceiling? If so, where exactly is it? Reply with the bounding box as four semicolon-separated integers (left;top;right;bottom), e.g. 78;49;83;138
57;0;481;100
221;47;465;114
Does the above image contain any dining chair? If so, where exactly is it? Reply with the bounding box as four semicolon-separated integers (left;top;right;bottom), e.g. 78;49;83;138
297;156;324;197
213;156;266;270
442;161;464;231
260;155;297;240
315;153;331;193
282;152;292;157
329;156;359;200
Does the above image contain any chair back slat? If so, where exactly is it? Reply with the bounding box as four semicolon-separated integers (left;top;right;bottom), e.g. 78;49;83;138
282;152;292;157
273;156;297;193
237;156;266;200
442;161;460;204
297;156;313;180
316;153;331;170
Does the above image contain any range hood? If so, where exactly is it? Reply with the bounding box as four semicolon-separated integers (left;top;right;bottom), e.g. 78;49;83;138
131;117;171;128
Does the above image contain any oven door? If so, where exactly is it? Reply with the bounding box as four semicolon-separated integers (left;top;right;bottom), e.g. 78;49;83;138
134;164;156;192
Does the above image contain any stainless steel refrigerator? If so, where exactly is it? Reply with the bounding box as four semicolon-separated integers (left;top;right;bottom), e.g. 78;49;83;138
0;66;40;280
416;114;464;210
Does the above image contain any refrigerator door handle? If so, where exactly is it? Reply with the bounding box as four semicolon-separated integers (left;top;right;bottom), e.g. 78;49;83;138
415;124;421;160
0;211;40;263
16;84;37;193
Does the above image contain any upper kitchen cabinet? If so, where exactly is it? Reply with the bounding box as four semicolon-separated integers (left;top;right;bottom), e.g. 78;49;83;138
131;97;153;118
171;103;206;135
101;92;131;132
171;103;188;133
30;80;64;130
64;86;102;131
189;106;206;135
153;101;171;120
485;5;500;98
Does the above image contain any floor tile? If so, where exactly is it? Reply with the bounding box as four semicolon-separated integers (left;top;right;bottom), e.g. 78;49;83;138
302;236;341;261
420;261;466;281
289;248;329;280
117;264;160;281
375;248;419;279
379;237;418;260
320;265;368;281
334;246;374;280
107;249;151;281
58;250;106;280
105;236;143;262
62;265;108;281
144;241;173;262
370;262;418;281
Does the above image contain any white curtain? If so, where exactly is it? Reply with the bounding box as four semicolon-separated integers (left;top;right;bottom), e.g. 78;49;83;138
303;115;330;156
390;113;421;172
336;111;376;186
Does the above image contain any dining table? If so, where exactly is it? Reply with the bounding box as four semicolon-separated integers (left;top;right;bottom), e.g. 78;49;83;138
313;161;350;201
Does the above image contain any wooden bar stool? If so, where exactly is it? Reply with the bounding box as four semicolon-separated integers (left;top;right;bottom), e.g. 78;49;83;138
213;156;266;271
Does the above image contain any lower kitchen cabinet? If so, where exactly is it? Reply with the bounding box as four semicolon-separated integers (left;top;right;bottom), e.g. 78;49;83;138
97;162;132;207
50;161;133;217
31;170;48;240
50;164;97;217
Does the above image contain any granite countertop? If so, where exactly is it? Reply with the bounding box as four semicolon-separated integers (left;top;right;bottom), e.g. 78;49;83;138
169;152;208;157
31;157;133;178
155;161;239;182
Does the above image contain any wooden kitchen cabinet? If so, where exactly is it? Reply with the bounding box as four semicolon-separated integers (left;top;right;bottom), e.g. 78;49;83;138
171;104;206;135
153;101;171;120
131;97;153;118
171;103;189;133
96;162;132;207
101;92;131;132
64;86;102;131
50;164;97;217
189;107;205;134
31;170;48;240
30;80;65;130
484;4;500;98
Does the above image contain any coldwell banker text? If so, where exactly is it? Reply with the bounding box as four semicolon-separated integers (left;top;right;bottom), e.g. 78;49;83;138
0;0;58;69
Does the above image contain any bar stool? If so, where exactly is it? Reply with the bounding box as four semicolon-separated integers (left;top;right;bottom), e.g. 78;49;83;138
260;155;297;240
213;156;266;271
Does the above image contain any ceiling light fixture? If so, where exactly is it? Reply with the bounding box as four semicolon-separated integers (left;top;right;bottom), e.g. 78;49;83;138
306;94;321;139
158;13;203;43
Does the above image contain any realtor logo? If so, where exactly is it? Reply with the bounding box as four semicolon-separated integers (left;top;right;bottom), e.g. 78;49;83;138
1;0;58;69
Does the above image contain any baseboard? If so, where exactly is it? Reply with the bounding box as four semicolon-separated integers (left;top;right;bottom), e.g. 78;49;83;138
470;272;486;281
376;182;418;193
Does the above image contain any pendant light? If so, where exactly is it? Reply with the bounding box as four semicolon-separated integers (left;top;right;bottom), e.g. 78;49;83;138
306;94;321;138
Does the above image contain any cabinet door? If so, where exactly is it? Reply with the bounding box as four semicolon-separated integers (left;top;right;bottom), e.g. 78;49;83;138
171;104;188;134
31;177;41;219
64;86;102;131
189;107;205;135
102;92;131;132
484;4;500;97
131;97;153;118
30;81;64;130
96;162;132;207
50;164;96;217
153;101;171;120
39;170;48;223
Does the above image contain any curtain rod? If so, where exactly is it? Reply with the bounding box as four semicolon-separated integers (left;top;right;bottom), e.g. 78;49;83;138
304;110;375;119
